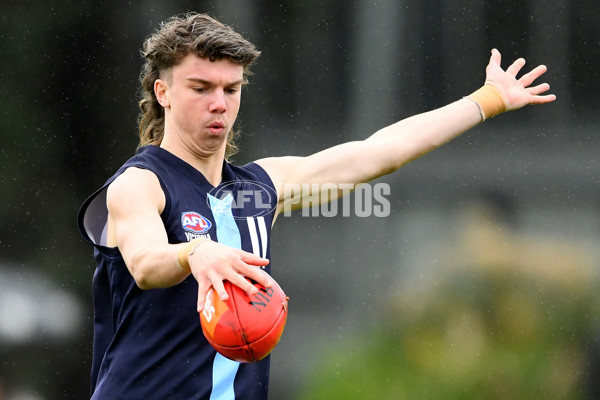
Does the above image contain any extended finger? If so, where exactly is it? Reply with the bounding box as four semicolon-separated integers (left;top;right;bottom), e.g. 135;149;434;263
243;265;276;289
528;93;557;104
236;249;270;267
231;254;273;286
211;278;229;302
489;48;501;68
527;82;551;96
229;257;272;287
506;57;526;77
518;65;548;87
197;281;211;311
226;272;261;296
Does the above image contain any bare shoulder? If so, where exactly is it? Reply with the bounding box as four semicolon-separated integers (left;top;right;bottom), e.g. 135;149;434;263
254;156;303;191
106;167;166;216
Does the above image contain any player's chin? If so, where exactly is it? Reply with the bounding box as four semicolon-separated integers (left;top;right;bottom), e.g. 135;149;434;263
194;136;227;156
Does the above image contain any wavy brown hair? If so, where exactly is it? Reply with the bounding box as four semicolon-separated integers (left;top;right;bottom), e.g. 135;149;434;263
137;12;261;159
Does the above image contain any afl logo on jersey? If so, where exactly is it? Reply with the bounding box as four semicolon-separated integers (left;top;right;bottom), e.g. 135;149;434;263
181;212;212;234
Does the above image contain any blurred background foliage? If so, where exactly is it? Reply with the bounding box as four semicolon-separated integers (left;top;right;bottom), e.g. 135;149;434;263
0;0;598;399
298;204;600;399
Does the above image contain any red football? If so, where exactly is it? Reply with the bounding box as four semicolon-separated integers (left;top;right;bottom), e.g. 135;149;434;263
199;278;289;363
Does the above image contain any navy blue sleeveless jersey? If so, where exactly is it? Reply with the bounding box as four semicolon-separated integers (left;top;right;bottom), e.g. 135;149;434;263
77;145;278;400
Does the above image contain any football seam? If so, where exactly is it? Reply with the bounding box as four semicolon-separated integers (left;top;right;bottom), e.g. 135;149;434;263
230;284;250;345
252;303;287;343
213;302;287;349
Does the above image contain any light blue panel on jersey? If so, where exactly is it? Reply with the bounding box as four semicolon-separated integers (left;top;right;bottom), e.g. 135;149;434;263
208;193;241;400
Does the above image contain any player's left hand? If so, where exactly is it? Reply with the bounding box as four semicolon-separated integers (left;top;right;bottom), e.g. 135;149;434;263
484;48;556;111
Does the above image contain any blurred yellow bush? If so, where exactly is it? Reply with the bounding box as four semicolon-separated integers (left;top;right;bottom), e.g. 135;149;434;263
298;204;599;400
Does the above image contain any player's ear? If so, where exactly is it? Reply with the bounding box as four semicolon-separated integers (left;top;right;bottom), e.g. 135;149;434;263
154;79;170;108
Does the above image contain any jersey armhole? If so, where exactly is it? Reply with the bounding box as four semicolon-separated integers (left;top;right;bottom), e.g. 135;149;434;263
78;185;110;246
77;166;172;247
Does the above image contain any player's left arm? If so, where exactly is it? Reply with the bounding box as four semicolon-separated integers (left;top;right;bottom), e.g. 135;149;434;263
255;49;556;215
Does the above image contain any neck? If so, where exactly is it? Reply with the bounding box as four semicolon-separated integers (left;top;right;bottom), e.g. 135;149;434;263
160;138;226;187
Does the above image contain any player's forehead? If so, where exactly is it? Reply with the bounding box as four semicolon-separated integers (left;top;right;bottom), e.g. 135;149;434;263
171;53;244;84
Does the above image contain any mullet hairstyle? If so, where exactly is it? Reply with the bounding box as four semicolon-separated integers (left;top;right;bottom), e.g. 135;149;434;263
137;12;261;159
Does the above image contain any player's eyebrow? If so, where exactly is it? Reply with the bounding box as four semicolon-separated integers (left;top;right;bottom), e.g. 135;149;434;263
186;78;244;87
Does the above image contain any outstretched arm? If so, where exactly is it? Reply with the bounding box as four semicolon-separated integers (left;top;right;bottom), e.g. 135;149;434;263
256;49;556;213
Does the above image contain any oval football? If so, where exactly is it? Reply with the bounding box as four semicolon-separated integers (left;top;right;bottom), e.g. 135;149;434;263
199;278;288;363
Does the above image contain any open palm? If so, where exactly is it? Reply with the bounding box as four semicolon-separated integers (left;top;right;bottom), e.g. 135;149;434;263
484;48;556;111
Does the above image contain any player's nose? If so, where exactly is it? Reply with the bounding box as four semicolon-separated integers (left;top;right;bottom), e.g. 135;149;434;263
209;89;227;113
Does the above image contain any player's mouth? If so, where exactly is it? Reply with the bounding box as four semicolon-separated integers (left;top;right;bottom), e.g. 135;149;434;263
207;121;226;135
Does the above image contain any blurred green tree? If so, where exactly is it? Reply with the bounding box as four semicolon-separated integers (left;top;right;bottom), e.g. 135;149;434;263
298;204;599;400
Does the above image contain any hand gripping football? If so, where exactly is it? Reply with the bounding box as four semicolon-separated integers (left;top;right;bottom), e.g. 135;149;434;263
199;278;289;363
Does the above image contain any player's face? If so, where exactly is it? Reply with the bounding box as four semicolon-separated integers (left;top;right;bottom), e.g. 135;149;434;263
159;54;244;155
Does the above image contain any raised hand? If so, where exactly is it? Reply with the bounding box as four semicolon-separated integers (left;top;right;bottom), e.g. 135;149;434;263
484;48;556;111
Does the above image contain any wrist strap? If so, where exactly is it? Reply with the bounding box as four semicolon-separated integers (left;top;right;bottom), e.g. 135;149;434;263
466;84;507;122
176;238;210;272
